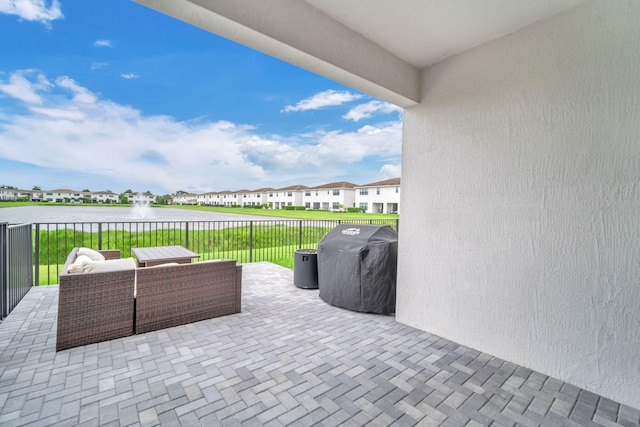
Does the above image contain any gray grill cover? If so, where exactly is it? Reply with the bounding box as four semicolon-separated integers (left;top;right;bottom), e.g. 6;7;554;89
318;224;397;314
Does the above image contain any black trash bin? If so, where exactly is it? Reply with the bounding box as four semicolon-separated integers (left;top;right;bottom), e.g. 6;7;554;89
294;249;318;289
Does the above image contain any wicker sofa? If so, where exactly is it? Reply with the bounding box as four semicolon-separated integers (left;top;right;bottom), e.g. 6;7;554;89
57;248;242;351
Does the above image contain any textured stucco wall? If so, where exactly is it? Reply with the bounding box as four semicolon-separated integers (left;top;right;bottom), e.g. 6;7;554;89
397;1;640;408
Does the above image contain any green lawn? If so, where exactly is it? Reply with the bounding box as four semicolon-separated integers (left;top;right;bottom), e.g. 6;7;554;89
38;244;300;285
162;204;398;220
0;201;129;208
1;200;399;220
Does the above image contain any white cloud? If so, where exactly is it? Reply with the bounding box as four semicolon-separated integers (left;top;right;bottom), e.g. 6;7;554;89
378;164;401;180
94;39;112;48
0;69;52;104
121;73;139;79
239;121;402;170
0;70;403;193
343;100;402;122
90;62;108;71
0;70;270;192
282;90;362;112
55;76;96;103
0;0;63;25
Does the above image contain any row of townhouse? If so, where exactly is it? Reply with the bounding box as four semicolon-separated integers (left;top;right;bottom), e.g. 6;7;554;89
186;178;401;214
1;179;400;213
0;188;157;204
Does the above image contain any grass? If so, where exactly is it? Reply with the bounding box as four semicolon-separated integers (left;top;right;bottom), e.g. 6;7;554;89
164;204;398;220
11;201;396;284
35;224;336;263
37;244;300;285
1;200;398;220
0;201;130;208
33;225;336;284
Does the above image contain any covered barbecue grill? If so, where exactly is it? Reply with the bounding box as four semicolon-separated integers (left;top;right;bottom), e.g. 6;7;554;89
317;224;398;314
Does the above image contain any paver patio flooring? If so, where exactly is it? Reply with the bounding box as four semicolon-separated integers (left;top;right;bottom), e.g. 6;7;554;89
0;262;638;426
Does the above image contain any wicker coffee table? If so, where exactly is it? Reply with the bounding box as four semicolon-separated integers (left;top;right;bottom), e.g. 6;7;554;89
131;245;200;267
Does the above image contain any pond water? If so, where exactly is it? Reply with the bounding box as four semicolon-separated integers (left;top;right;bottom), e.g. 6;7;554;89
0;205;284;224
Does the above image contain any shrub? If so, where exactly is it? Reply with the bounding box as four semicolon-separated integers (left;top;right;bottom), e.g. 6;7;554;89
347;207;363;213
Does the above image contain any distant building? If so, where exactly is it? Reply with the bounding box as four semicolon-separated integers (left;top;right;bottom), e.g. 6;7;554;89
355;178;400;214
43;189;83;203
245;187;274;206
171;192;196;205
0;187;15;201
90;191;119;204
270;185;308;209
128;192;157;204
304;182;357;211
197;191;218;206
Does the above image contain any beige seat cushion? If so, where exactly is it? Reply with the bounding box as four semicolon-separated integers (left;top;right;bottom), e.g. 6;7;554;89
83;258;136;273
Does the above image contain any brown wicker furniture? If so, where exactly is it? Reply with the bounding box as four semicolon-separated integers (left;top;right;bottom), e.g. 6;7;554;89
56;248;242;351
131;245;200;267
57;248;135;351
135;260;242;334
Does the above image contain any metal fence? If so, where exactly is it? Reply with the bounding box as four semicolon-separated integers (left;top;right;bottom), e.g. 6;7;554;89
34;218;399;285
1;222;33;319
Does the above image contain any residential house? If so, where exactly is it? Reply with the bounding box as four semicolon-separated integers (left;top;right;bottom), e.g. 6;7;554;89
355;178;400;214
303;182;356;211
228;189;247;206
270;185;308;209
139;0;640;407
171;192;196;205
90;191;119;204
243;187;273;207
0;187;15;201
43;189;83;203
128;192;157;205
197;191;218;206
216;190;234;206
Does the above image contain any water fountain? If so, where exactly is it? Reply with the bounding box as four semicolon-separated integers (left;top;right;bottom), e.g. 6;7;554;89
132;193;153;219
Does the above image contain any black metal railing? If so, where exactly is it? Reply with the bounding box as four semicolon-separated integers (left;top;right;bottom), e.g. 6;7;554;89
1;222;33;319
33;218;399;285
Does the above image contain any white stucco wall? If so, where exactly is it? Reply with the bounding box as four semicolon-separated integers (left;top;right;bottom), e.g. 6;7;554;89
397;1;640;408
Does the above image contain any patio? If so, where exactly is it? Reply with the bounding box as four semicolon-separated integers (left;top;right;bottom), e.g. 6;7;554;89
0;262;637;426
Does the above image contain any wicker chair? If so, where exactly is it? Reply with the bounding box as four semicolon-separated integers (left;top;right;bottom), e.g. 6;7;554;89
135;260;242;334
56;248;135;351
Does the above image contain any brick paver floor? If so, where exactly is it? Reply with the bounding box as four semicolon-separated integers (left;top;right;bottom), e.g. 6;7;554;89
0;262;638;426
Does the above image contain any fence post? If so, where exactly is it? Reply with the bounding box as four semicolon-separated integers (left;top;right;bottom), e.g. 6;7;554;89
0;222;7;318
34;224;40;287
249;221;253;263
396;218;400;232
298;220;303;249
185;222;190;249
98;223;103;250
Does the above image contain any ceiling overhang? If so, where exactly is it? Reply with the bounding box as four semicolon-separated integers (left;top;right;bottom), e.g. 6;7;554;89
133;0;587;107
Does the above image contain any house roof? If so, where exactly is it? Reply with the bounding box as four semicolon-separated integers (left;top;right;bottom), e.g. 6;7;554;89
276;185;309;191
310;181;357;190
359;178;401;187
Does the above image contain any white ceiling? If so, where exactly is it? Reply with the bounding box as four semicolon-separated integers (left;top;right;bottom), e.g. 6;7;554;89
303;0;588;69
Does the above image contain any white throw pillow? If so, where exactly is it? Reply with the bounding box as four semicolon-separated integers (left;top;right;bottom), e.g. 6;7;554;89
83;258;136;273
67;255;92;273
77;247;106;261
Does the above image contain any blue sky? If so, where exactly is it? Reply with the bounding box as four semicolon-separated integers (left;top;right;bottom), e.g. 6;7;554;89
0;0;402;195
